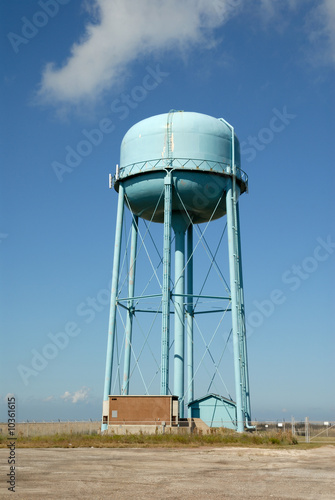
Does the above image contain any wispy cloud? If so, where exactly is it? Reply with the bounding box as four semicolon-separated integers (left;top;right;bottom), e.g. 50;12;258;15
36;0;241;105
307;0;335;66
43;395;55;402
36;0;334;108
60;391;71;401
259;0;295;19
259;0;335;66
259;0;303;16
60;387;90;403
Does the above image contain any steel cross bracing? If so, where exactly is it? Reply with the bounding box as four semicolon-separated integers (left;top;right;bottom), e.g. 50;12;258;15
207;328;233;394
103;173;251;431
181;309;233;405
107;189;237;409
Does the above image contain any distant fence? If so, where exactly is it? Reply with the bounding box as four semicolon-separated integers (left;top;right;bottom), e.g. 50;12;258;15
254;419;335;443
0;419;334;441
0;421;101;437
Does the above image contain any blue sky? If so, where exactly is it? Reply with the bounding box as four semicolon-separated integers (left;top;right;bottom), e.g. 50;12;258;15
1;0;334;423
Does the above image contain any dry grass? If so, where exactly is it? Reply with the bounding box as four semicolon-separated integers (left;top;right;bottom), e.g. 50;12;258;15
0;429;301;449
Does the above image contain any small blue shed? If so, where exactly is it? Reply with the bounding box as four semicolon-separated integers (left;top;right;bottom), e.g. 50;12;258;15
188;394;237;430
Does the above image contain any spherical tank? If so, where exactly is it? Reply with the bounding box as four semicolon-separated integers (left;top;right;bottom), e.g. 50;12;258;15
115;111;247;224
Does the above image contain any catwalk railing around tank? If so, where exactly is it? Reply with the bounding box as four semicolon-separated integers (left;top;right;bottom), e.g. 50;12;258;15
113;158;248;189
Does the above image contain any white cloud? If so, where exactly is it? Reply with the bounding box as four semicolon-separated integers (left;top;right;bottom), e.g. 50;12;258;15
317;0;335;65
299;0;335;67
259;0;302;17
36;0;334;108
37;0;241;105
43;395;55;402
60;387;90;403
258;0;335;66
72;387;90;403
60;391;71;401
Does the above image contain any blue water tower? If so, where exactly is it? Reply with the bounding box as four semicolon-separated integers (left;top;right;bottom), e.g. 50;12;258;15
102;111;252;432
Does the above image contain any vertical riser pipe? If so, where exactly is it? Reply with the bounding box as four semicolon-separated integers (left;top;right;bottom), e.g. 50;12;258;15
174;227;185;418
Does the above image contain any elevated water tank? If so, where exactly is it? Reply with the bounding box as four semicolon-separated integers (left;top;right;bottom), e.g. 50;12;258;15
115;111;247;224
102;110;252;434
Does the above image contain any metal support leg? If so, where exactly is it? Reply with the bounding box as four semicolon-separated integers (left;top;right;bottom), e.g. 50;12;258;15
221;119;250;432
122;215;138;395
161;172;172;395
236;202;252;424
174;221;185;418
186;224;194;416
102;183;125;431
226;171;244;432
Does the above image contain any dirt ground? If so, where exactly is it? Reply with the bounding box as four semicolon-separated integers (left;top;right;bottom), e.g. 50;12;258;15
1;446;334;499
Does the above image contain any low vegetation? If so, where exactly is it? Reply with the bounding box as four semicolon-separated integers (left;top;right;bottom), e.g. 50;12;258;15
0;429;299;448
